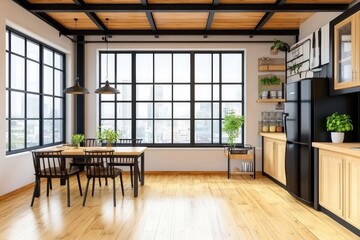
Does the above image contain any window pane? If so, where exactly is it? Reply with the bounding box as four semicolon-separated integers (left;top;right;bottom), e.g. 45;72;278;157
43;66;53;95
54;98;63;118
174;120;190;143
116;84;131;101
117;103;132;118
27;94;39;118
213;120;220;143
27;120;40;147
27;60;40;92
155;54;172;83
195;120;211;143
43;48;53;66
136;120;153;143
213;84;219;101
6;52;9;88
54;70;63;96
136;103;153;118
6;30;9;51
27;41;40;61
100;85;115;101
11;92;25;118
195;102;211;118
117;120;131;138
54;120;63;142
155;120;171;143
101;103;115;118
222;54;242;83
136;54;153;83
155;85;172;101
213;54;219;83
222;103;242;116
54;53;63;69
174;54;190;83
43;96;53;118
11;54;25;90
100;120;115;130
173;85;190;101
222;85;242;101
6;91;8;118
195;85;211;101
11;33;25;56
155;103;171;118
173;103;190;118
195;54;211;83
6;120;9;151
136;85;153;101
101;53;115;83
117;54;132;83
11;120;25;150
213;102;220;118
43;120;53;144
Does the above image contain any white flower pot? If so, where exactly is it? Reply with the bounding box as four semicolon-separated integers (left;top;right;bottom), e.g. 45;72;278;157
331;132;344;143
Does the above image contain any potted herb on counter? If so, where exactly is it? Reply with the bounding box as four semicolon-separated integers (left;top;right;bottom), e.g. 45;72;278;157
326;112;353;143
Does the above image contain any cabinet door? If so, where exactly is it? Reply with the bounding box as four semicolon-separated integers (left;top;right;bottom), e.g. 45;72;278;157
264;138;275;177
319;150;344;217
275;140;286;185
345;156;360;229
334;14;357;90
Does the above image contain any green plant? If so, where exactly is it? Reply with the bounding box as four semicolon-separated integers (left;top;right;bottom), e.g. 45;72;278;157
222;110;245;147
326;112;353;132
71;134;85;146
96;126;121;144
259;75;281;86
272;39;290;52
288;63;302;76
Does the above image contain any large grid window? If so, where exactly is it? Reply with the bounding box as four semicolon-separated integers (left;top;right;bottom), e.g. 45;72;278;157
5;28;65;154
99;51;244;146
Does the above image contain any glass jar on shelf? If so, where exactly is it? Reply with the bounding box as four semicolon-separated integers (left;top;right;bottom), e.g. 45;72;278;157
276;120;283;132
261;120;269;132
269;120;276;132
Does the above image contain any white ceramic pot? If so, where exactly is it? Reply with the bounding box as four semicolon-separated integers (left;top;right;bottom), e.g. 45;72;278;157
331;132;344;143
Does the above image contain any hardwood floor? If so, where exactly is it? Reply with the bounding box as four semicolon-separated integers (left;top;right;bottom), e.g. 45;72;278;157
0;173;358;240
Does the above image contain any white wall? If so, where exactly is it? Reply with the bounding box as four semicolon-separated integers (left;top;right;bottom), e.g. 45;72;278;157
84;35;294;172
0;1;73;195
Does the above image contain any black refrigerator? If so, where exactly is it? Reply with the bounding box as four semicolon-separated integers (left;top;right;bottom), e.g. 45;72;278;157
284;78;358;204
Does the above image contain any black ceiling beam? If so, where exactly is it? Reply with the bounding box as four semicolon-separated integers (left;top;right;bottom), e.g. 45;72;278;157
74;0;107;31
26;4;349;13
63;29;299;36
140;0;157;32
205;0;220;33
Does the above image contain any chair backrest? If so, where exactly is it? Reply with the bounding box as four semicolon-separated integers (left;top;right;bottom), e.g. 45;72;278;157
32;150;65;177
116;139;143;147
84;138;97;147
84;150;116;177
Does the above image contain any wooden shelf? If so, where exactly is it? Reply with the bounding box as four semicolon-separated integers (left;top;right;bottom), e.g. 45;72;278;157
256;99;285;103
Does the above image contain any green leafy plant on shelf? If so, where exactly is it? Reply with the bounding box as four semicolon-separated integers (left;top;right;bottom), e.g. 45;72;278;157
96;126;121;147
222;110;245;148
271;39;290;54
326;112;353;132
288;63;302;77
259;75;281;86
71;134;85;148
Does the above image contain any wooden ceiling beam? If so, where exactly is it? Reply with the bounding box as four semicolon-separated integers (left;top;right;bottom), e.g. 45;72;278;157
26;4;349;13
74;0;107;31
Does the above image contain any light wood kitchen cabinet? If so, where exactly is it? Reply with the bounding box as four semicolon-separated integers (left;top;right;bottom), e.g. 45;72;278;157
333;12;360;90
319;149;360;229
263;137;286;185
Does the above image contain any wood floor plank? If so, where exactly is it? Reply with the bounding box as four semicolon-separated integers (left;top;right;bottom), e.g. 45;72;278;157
0;173;358;240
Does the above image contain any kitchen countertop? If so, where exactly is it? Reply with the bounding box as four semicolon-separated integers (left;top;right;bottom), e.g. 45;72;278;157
259;132;286;141
312;142;360;158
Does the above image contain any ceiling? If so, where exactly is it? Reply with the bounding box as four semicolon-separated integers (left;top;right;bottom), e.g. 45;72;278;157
12;0;354;37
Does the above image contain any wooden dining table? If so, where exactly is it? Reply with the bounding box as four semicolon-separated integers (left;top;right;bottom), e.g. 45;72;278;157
40;146;147;198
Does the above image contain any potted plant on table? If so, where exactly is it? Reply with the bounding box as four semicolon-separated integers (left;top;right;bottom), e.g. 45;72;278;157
96;126;121;148
326;112;353;143
71;134;85;148
223;110;246;153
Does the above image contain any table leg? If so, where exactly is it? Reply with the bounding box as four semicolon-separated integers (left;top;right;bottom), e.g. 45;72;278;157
60;157;66;185
227;153;231;179
134;156;138;198
141;153;145;186
35;177;40;198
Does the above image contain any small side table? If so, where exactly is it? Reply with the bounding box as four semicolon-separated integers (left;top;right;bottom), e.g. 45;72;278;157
225;145;256;179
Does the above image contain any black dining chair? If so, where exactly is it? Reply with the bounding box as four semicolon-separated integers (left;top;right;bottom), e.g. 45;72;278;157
83;150;124;207
31;150;82;207
114;139;143;188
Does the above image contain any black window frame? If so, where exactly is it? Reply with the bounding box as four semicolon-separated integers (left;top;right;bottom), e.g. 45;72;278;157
99;51;245;147
5;27;66;155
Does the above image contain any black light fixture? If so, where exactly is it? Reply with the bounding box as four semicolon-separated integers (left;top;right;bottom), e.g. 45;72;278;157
95;18;120;94
64;18;90;94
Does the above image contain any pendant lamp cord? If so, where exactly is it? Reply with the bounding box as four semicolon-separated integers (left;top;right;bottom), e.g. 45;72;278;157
74;18;79;84
105;18;109;82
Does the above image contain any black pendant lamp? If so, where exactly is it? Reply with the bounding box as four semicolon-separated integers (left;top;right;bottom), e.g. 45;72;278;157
64;18;90;94
95;18;120;94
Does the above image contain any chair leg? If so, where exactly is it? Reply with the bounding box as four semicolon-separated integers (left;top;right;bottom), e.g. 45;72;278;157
66;177;70;207
105;178;108;186
98;177;102;187
31;178;39;207
113;178;116;207
83;178;90;206
46;178;50;197
92;178;95;196
49;178;52;190
130;166;133;188
120;173;124;196
77;173;83;196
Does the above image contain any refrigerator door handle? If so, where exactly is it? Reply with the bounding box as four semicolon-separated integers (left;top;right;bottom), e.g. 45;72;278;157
283;113;289;138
